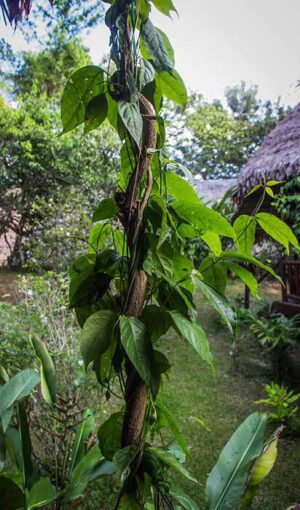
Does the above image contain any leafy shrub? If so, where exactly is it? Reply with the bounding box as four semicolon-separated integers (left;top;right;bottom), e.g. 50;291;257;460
237;303;300;350
256;382;300;422
0;273;81;382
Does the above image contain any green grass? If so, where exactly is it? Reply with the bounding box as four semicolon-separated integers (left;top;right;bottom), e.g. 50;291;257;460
159;285;300;509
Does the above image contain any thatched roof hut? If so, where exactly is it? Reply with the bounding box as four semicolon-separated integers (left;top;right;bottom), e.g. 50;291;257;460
234;103;300;205
234;104;300;316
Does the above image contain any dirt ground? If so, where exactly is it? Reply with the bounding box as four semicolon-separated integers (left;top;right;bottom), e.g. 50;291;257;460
0;270;20;302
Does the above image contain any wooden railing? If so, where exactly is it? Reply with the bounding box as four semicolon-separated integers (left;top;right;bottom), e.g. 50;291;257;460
281;259;300;303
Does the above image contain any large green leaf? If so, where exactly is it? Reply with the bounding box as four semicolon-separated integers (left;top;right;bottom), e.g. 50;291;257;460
27;477;57;510
195;278;236;335
118;100;143;148
69;409;95;474
169;311;213;368
17;402;34;489
256;212;299;255
0;476;25;510
120;316;153;386
171;201;235;238
170;486;200;510
165;172;199;203
219;251;278;280
0;369;40;417
83;92;108;135
30;337;56;405
156;69;187;108
233;215;256;256
80;310;118;369
226;262;259;299
199;256;227;295
205;413;268;510
92;198;118;223
147;447;197;483
151;0;177;17
97;412;123;461
140;19;174;72
61;65;105;133
201;232;222;257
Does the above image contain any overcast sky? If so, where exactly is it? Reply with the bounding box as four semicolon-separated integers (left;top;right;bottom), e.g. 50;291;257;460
2;0;300;106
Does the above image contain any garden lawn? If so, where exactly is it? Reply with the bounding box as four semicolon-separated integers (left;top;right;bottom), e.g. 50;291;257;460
160;283;300;509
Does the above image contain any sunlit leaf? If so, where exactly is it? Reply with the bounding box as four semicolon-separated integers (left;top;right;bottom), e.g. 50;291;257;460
256;212;299;255
233;215;256;256
151;0;177;17
165;172;199;203
156;69;187;108
171;201;235;238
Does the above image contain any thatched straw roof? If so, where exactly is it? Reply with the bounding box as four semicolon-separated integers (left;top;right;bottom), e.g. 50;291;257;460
235;103;300;203
196;178;237;203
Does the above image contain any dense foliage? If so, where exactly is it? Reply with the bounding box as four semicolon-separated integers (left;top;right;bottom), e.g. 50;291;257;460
0;40;119;268
168;84;288;178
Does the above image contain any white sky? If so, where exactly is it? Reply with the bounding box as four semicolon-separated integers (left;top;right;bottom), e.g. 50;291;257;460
1;0;300;106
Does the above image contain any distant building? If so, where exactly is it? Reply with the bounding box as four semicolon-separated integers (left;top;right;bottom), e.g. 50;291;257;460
195;177;237;203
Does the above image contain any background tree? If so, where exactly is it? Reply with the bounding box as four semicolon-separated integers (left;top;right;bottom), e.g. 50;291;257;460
1;0;104;41
167;82;288;178
0;41;119;268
